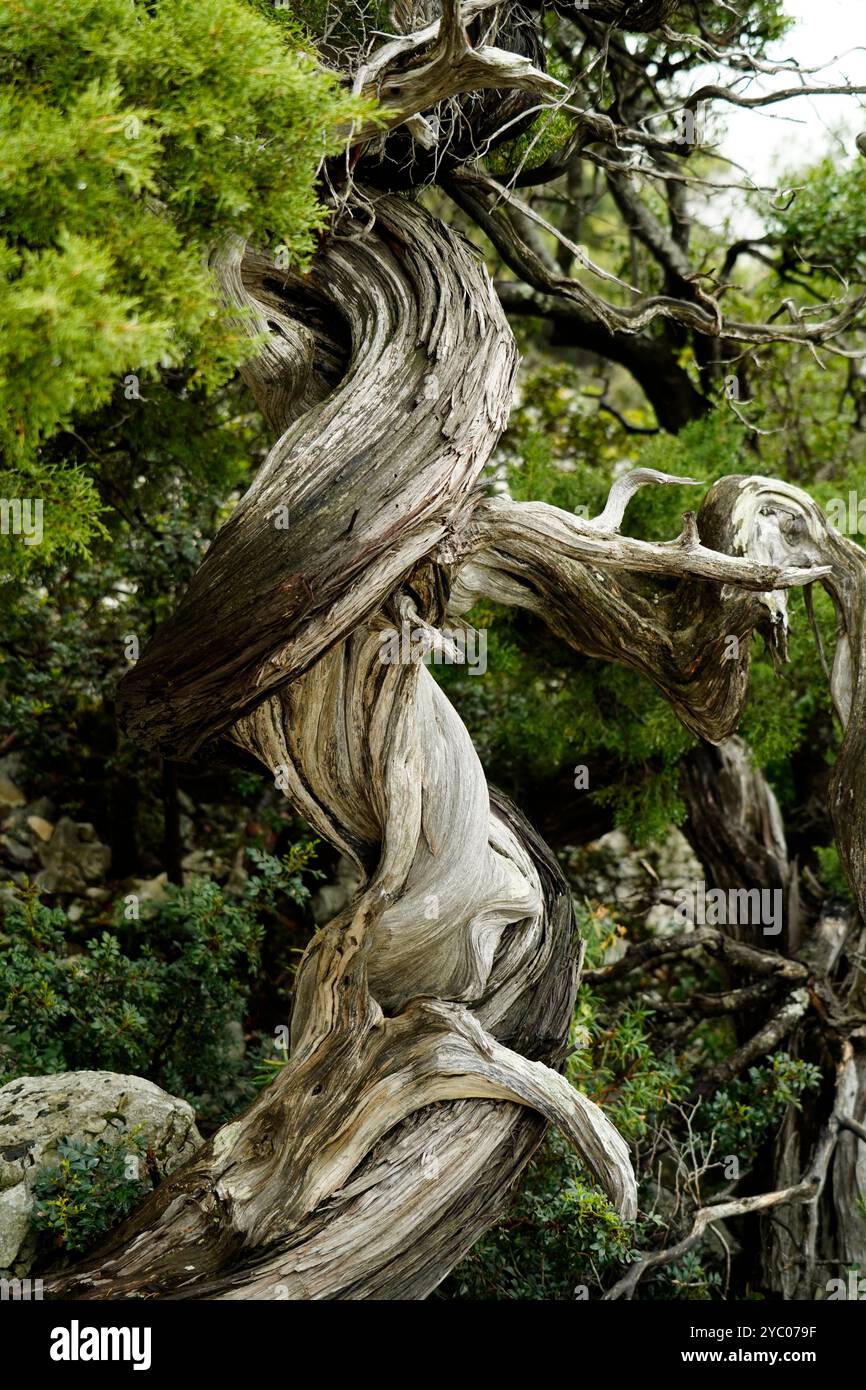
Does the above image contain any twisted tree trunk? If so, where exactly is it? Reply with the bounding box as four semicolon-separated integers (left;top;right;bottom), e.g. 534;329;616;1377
50;192;638;1300
45;2;866;1300
44;186;864;1299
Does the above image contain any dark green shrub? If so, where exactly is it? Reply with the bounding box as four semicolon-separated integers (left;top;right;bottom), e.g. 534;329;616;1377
32;1124;151;1258
0;842;319;1122
697;1053;821;1165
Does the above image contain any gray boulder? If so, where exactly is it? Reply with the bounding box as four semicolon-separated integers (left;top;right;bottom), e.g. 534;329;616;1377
0;774;25;808
0;1071;203;1275
35;818;111;894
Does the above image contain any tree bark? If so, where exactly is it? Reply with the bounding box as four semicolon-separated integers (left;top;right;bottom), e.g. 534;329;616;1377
681;735;795;950
45;0;866;1296
46;176;866;1300
760;918;866;1299
51;191;639;1300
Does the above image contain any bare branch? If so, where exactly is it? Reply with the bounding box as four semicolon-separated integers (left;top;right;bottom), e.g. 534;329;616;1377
449;168;866;352
582;927;810;987
349;1;565;142
601;1180;817;1300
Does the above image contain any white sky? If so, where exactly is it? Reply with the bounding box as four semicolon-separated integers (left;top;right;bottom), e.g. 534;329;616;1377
718;0;866;179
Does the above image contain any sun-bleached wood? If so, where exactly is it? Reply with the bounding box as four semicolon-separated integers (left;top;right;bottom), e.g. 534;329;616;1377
51;194;861;1299
49;0;866;1298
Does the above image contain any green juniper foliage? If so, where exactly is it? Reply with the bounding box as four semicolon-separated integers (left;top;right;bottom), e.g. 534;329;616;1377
771;155;866;283
698;1054;822;1166
0;0;371;581
0;843;320;1122
31;1124;151;1259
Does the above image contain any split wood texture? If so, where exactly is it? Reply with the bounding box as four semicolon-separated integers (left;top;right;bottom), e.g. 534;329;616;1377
49;2;866;1300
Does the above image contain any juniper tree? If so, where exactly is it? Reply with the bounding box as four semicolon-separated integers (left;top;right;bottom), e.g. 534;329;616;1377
11;0;865;1299
0;0;367;580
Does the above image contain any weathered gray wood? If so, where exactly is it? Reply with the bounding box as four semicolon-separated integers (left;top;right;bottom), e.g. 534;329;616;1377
58;195;637;1301
118;193;519;760
680;736;794;949
52;4;866;1301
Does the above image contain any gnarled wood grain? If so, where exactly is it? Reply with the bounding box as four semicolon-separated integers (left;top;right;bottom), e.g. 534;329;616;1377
54;2;866;1301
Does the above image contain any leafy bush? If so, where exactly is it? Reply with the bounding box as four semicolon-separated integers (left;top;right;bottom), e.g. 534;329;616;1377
568;995;688;1142
697;1053;821;1164
31;1124;151;1258
771;155;866;282
0;842;320;1121
650;1250;723;1302
813;844;855;902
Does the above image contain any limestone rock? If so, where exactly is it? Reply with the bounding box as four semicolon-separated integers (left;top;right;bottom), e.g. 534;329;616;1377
26;815;54;843
0;776;25;808
0;834;35;866
35;818;111;894
0;1070;203;1275
0;1180;31;1268
568;826;703;935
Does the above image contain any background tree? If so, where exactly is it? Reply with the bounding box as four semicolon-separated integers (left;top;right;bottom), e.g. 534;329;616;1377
2;0;866;1300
